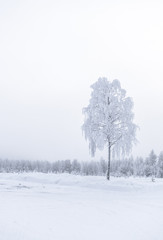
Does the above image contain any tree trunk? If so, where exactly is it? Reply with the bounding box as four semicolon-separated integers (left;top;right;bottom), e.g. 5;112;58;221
107;142;111;180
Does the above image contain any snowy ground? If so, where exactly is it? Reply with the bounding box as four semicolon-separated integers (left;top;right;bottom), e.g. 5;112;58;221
0;173;163;240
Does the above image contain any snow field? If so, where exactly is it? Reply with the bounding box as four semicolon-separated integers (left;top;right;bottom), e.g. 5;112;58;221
0;173;163;240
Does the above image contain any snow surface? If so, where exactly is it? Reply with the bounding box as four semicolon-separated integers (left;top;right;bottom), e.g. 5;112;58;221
0;173;163;240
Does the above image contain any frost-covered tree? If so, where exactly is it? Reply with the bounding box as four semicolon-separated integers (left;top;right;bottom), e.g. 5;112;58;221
71;159;81;174
82;77;137;180
157;152;163;178
134;157;145;177
148;150;157;181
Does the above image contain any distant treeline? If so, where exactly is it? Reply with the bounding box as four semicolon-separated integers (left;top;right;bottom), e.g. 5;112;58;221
0;150;163;178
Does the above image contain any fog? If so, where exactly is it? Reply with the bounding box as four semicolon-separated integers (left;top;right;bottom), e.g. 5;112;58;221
0;0;163;161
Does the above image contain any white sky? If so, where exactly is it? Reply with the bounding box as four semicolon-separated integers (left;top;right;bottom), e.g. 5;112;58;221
0;0;163;161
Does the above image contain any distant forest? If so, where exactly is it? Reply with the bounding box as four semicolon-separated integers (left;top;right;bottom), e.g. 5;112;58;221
0;150;163;178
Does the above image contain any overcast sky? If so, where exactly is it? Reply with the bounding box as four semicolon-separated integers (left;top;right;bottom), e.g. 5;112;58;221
0;0;163;161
